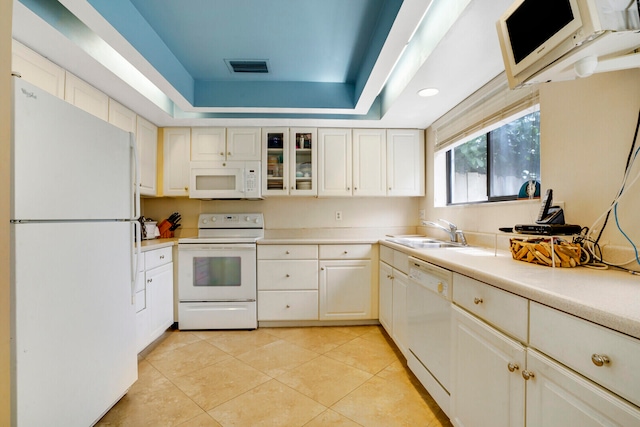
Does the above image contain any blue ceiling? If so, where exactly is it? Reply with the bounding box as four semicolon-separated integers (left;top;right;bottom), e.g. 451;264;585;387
82;0;402;111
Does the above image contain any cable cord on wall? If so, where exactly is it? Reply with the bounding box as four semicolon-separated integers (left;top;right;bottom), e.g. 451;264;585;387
583;108;640;268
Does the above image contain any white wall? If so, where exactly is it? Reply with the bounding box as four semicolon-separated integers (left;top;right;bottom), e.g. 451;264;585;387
423;69;640;265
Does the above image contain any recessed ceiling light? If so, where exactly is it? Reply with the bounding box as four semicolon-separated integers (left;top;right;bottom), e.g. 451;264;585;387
418;87;439;97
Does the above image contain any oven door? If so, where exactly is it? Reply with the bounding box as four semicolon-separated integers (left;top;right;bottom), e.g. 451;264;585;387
178;243;257;301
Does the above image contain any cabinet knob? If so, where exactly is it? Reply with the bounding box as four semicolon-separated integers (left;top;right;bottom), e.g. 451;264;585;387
160;255;164;259
291;186;294;190
473;297;484;305
347;187;350;191
321;267;325;271
343;251;348;254
147;278;152;283
286;304;290;308
184;187;188;191
219;152;224;156
591;354;610;367
354;187;358;191
521;370;535;380
389;187;392;190
285;251;290;254
507;363;519;372
285;274;290;278
228;152;232;156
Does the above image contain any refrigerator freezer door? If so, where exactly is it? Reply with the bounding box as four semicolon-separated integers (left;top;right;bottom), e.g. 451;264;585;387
12;78;133;220
11;222;137;426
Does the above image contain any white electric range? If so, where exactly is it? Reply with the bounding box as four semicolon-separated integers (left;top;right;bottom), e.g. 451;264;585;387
177;213;263;329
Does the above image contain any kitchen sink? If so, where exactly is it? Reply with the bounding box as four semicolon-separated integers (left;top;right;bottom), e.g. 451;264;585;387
385;236;467;249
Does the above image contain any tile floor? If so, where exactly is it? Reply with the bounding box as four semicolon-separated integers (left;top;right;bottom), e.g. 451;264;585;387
97;325;453;427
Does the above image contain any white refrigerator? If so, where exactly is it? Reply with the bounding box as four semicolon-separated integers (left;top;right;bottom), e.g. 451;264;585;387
10;77;140;426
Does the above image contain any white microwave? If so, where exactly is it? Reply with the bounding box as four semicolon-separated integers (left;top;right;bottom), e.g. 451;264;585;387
189;161;261;199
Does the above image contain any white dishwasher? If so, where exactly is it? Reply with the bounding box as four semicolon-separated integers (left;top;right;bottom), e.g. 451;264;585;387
407;256;453;418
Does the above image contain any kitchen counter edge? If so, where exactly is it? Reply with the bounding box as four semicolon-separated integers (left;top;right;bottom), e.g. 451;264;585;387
380;240;640;340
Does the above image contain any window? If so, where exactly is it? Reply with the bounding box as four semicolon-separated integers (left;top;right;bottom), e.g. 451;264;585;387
446;108;540;204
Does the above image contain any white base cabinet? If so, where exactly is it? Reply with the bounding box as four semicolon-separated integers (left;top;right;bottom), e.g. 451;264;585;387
319;244;375;321
258;245;319;321
136;247;174;353
450;305;526;427
526;348;640;426
378;245;409;356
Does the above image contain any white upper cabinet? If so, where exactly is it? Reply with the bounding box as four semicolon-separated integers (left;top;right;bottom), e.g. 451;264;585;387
64;72;109;121
226;127;261;160
162;128;191;197
387;129;425;196
191;127;260;161
191;127;226;161
318;128;352;197
108;99;136;133
353;129;387;196
136;116;158;196
12;39;65;99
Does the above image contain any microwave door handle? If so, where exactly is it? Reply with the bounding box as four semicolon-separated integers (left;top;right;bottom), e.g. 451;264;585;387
241;169;246;194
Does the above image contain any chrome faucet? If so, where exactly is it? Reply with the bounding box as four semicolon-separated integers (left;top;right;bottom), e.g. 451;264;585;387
422;219;467;245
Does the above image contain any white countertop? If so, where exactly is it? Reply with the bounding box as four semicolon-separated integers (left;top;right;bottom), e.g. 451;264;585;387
380;240;640;340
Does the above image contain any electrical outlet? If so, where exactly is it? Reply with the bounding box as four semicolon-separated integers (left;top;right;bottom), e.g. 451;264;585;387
419;209;425;220
335;211;342;221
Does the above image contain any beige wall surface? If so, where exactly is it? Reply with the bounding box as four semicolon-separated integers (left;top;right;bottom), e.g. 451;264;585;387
423;69;640;264
143;196;421;238
1;0;13;424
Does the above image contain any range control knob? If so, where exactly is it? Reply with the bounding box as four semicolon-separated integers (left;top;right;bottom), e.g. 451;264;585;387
211;216;217;222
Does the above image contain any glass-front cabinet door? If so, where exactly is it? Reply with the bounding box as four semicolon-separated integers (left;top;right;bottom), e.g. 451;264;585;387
262;128;317;196
289;128;317;196
262;128;289;195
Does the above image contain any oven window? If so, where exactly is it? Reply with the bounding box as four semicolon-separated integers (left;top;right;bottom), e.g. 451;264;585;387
193;256;241;287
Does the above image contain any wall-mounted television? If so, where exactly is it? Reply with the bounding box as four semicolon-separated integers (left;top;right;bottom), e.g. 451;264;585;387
497;0;640;88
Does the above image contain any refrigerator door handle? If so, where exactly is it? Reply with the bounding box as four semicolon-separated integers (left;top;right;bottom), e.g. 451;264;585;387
131;220;141;304
130;131;141;305
130;132;140;220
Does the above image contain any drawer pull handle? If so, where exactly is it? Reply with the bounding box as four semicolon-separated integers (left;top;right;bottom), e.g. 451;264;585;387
591;354;610;367
473;297;483;305
522;370;535;380
507;363;519;373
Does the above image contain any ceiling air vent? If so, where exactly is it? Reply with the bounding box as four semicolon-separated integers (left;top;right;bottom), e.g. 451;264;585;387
227;60;269;74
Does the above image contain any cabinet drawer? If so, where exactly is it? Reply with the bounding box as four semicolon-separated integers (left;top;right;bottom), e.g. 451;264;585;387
258;260;318;290
530;302;640;407
144;246;172;270
258;245;318;260
393;250;409;274
319;244;372;259
258;291;319;321
453;273;528;342
380;245;394;264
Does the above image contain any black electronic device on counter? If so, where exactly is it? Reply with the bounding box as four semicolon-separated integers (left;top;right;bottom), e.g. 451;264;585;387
514;189;581;235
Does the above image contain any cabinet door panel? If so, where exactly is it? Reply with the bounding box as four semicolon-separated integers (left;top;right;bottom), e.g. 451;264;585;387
379;262;393;333
191;127;226;161
65;73;109;121
147;263;174;343
163;128;191;196
12;39;65;99
387;129;424;196
527;349;640;427
318;128;352;196
319;260;371;320
227;127;261;160
451;306;525;427
136;116;158;196
392;270;409;357
353;129;386;196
